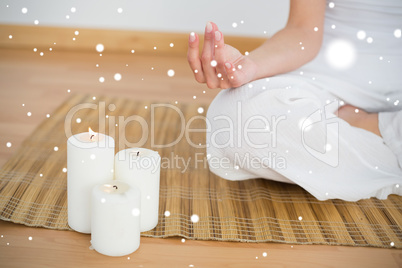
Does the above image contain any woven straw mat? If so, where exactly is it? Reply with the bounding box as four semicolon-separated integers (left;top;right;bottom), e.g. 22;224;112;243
0;94;401;248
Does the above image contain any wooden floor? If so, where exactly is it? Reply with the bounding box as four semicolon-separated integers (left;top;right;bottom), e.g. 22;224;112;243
0;47;400;268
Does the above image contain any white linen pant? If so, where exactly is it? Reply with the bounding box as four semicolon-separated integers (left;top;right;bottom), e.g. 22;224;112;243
206;76;402;201
379;111;402;168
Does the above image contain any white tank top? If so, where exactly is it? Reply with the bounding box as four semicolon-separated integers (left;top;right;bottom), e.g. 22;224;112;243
295;0;402;112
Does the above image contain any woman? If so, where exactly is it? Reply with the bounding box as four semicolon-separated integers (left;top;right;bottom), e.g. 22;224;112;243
187;0;402;201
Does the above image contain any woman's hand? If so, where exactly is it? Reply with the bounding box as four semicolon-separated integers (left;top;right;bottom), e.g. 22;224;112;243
187;2;326;88
187;22;258;89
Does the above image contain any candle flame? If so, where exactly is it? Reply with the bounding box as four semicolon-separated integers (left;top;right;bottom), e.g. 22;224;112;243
88;127;96;141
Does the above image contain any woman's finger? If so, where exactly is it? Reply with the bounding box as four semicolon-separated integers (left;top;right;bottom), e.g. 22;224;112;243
214;30;231;89
187;32;206;83
201;22;219;89
224;62;243;88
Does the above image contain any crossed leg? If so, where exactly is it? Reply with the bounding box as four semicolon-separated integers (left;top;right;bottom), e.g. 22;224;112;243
205;77;402;201
337;105;381;137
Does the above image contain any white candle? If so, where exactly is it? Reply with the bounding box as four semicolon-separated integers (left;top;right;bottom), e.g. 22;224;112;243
67;129;115;233
91;180;141;257
114;148;161;232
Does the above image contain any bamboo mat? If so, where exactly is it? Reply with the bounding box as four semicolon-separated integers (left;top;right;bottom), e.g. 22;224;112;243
0;94;401;249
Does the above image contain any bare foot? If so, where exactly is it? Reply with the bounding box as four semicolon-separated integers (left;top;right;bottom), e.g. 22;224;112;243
337;105;382;137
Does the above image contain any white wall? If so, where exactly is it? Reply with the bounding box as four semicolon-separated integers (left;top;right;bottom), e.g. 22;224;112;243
0;0;290;37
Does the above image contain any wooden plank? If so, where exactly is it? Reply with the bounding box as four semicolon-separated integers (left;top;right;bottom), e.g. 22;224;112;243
0;24;266;56
0;220;401;268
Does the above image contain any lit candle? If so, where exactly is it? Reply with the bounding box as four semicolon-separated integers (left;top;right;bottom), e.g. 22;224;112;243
114;148;161;232
67;128;115;233
91;180;141;257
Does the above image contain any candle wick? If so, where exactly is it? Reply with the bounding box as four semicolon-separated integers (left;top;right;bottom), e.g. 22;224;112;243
137;151;139;156
90;134;95;140
113;185;118;190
